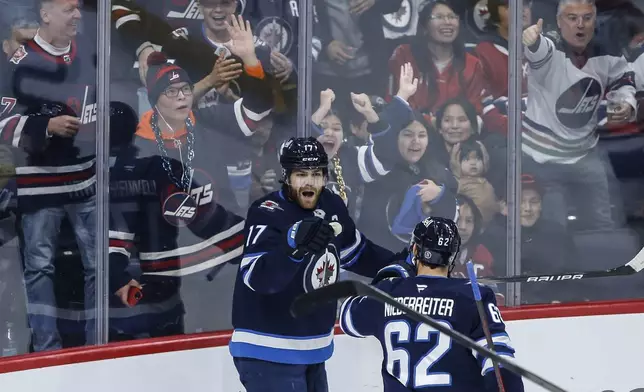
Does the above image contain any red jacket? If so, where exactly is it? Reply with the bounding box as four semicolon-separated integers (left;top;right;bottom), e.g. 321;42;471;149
386;43;486;117
474;37;528;136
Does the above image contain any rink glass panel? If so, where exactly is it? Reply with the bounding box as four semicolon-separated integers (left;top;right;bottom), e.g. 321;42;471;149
511;0;644;305
2;0;644;361
105;0;302;343
0;1;100;356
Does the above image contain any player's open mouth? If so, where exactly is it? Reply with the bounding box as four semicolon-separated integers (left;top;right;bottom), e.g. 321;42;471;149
322;141;336;150
302;190;315;198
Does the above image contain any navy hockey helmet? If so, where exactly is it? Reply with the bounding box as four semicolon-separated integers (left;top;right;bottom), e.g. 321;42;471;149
411;217;461;270
279;137;329;179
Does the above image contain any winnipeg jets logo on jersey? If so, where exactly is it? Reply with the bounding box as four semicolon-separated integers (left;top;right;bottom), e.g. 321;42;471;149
472;0;490;34
303;245;339;293
259;200;283;212
555;77;602;128
162;168;217;227
313;209;326;219
163;191;198;226
167;0;246;20
80;86;97;125
383;0;414;37
256;17;294;55
167;0;203;20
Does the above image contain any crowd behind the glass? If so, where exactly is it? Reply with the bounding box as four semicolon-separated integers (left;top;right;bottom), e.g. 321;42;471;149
1;0;644;355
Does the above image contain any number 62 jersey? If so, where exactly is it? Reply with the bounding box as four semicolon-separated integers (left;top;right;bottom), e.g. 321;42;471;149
340;276;525;392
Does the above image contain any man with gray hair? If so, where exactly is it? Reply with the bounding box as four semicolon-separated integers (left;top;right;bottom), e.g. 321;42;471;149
520;0;635;230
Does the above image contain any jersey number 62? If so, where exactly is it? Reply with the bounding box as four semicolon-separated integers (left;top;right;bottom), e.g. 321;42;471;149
384;320;453;388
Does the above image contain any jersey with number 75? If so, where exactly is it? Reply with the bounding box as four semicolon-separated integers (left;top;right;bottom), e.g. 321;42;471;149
339;276;525;392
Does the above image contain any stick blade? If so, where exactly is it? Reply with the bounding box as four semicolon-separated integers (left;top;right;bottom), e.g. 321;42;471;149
290;281;359;318
626;248;644;272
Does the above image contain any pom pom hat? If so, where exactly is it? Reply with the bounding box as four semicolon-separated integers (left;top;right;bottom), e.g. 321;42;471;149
145;52;192;107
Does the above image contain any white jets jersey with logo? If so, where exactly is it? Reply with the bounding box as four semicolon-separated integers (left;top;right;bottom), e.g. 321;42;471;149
522;34;636;164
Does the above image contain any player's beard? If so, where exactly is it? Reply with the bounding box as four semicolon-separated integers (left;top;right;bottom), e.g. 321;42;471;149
289;185;323;210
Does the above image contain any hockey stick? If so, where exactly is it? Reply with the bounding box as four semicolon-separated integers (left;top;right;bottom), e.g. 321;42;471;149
479;246;644;284
467;262;506;392
291;280;567;392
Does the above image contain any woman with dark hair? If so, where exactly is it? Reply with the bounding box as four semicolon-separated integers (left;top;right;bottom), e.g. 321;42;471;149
431;97;480;166
357;110;459;252
310;63;421;221
386;0;485;120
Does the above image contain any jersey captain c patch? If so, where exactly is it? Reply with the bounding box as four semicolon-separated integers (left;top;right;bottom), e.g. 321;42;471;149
303;244;339;293
556;77;602;129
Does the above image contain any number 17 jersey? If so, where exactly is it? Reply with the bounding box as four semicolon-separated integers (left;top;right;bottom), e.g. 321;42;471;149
339;276;524;392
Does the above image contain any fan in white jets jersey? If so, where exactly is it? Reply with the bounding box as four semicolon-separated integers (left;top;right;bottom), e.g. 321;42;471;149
521;0;635;230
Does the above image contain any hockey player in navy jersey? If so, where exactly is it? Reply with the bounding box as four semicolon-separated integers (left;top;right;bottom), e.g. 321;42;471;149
230;137;395;392
339;217;525;391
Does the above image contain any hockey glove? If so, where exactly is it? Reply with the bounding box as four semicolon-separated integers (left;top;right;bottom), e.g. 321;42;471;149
286;218;335;259
371;250;417;285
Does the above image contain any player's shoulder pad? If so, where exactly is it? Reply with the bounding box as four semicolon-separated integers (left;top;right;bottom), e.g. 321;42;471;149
453;277;494;296
374;275;403;292
469;280;497;302
9;45;29;65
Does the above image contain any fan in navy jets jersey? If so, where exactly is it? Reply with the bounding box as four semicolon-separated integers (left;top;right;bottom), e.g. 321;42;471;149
230;137;395;392
111;0;298;110
340;217;524;392
0;0;100;352
521;0;635;230
244;0;304;65
108;40;272;338
0;0;97;211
